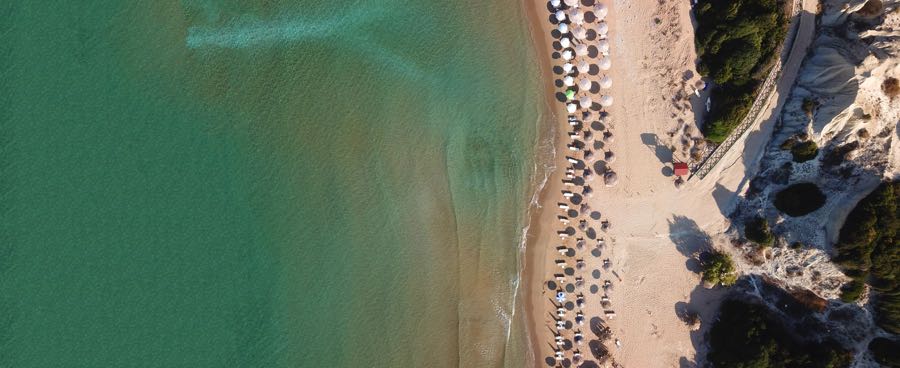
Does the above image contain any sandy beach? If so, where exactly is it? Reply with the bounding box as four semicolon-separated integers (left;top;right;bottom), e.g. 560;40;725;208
521;0;818;365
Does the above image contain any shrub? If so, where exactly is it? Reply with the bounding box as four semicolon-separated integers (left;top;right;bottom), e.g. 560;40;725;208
883;77;899;100
695;0;788;143
869;337;900;367
774;183;826;216
833;182;899;332
708;300;853;368
701;250;738;286
745;216;774;246
780;136;798;150
839;279;866;302
791;140;819;163
801;98;818;117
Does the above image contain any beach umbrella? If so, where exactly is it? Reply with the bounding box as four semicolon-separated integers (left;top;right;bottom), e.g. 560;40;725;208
551;0;561;8
577;60;590;73
598;39;610;53
564;76;575;86
575;44;589;56
579;95;593;109
565;89;576;100
567;103;577;113
555;10;567;22
604;171;618;187
558;23;569;34
563;62;574;73
562;50;573;60
605;151;616;163
578;77;591;90
597;22;609;35
603;131;613;142
599;56;611;70
600;95;614;107
564;0;579;7
599;75;612;89
570;8;585;24
595;3;608;18
572;26;587;40
560;37;571;48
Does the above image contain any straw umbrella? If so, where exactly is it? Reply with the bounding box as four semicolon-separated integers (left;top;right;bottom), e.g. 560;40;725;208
558;23;569;34
562;50;573;61
595;3;608;18
560;37;572;48
572;26;587;40
599;75;612;89
569;8;585;24
577;60;590;74
563;62;574;74
597;22;609;36
555;10;567;22
578;77;591;90
575;44;588;56
599;56;611;70
567;103;577;113
598;40;610;53
600;95;614;107
564;76;575;86
579;96;593;109
604;151;616;163
604;171;618;187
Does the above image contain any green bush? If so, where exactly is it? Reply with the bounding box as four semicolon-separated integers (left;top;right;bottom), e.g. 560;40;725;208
745;216;774;246
791;140;819;163
702;250;738;286
869;337;900;368
833;182;899;333
708;300;853;368
695;0;788;143
801;98;818;117
774;183;826;217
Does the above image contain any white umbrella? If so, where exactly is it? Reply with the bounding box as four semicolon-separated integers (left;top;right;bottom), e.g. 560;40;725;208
600;75;612;89
577;60;590;73
564;0;579;7
599;56;611;70
551;0;561;7
570;8;585;24
600;95;614;107
575;44;588;56
595;3;608;18
572;26;587;40
598;39;610;53
567;103;577;113
564;76;575;86
597;22;609;35
563;62;574;73
560;37;572;49
579;96;593;109
558;23;569;34
562;50;573;60
578;77;591;90
555;10;567;22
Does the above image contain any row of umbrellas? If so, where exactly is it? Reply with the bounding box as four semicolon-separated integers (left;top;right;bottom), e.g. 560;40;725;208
563;75;612;90
560;40;610;59
557;23;609;39
565;95;614;112
563;59;611;74
551;0;609;18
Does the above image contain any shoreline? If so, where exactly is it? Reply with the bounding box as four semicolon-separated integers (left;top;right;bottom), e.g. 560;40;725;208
519;0;568;365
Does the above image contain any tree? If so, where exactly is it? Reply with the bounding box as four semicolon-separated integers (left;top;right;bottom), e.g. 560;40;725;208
745;216;774;246
702;250;738;287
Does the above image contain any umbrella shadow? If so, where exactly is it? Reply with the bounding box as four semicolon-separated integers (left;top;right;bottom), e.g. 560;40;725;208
666;215;711;272
639;133;673;172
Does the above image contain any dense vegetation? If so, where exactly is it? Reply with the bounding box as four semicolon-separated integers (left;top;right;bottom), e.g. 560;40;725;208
708;299;853;368
869;337;900;367
694;0;788;143
774;183;826;216
791;141;819;163
701;250;737;286
745;216;774;246
833;182;900;333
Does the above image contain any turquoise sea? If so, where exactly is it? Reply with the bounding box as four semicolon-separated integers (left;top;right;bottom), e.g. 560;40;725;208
2;1;544;367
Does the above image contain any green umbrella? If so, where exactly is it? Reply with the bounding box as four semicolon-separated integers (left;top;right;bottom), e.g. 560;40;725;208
565;89;576;100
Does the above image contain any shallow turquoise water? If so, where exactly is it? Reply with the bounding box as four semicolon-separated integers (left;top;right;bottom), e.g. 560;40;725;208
1;1;543;367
